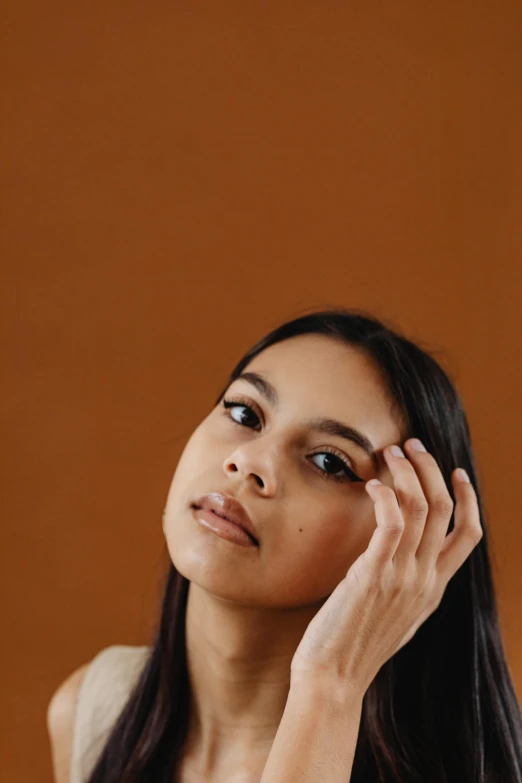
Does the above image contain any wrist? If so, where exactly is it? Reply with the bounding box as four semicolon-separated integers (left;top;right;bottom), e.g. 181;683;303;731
289;667;367;708
260;669;365;782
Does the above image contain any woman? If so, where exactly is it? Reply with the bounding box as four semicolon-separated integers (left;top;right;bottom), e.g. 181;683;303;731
47;308;522;782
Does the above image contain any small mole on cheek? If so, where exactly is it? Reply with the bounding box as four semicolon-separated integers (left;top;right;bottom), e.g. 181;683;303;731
299;528;303;532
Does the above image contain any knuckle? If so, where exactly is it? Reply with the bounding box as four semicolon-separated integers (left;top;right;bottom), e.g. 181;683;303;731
408;497;429;518
466;524;483;546
433;494;454;517
366;578;382;596
386;521;405;537
415;570;432;593
427;585;444;611
417;570;435;594
429;595;443;613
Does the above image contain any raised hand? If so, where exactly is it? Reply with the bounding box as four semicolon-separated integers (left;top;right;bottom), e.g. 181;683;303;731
290;438;483;694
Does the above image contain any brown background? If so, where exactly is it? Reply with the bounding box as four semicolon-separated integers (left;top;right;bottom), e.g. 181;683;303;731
2;2;522;780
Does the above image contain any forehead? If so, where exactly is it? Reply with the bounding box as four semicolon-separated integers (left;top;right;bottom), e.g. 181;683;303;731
238;334;405;449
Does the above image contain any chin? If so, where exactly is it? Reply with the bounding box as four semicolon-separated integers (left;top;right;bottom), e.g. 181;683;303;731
163;516;258;597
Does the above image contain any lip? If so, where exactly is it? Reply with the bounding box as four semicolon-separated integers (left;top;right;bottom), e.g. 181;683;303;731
191;492;259;545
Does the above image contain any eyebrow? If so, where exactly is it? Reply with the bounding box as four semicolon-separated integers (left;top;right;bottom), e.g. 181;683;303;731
235;371;380;474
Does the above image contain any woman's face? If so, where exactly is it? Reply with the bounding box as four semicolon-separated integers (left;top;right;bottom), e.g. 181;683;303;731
163;334;406;609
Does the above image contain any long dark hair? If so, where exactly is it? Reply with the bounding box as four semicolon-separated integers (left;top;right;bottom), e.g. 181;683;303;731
87;308;522;782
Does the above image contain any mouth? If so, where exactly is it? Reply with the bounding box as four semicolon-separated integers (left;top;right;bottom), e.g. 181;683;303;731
191;506;259;547
191;492;259;546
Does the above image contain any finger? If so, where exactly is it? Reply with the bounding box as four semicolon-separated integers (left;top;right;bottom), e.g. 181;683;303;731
381;444;430;563
364;480;405;567
437;469;482;582
401;439;456;569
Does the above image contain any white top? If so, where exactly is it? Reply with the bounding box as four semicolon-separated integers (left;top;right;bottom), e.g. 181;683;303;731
70;644;151;783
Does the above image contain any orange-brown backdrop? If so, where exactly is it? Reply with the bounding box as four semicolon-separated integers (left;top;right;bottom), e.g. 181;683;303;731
2;2;522;781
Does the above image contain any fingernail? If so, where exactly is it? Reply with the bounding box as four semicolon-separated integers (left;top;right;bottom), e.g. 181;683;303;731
410;438;427;452
456;468;470;483
390;445;405;458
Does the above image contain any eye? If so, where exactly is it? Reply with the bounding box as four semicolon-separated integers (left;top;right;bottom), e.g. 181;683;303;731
223;398;262;430
221;398;364;484
308;450;364;484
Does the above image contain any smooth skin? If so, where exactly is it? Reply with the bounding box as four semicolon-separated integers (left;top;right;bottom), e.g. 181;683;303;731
47;334;481;783
260;437;481;783
290;438;481;691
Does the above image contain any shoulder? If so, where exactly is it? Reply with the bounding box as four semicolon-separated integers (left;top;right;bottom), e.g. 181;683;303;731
47;645;151;783
47;661;91;783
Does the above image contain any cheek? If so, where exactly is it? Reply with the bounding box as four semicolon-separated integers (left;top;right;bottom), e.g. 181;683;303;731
167;426;210;491
267;498;377;606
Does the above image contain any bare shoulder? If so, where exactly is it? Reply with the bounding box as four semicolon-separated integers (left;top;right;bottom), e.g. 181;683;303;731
47;661;91;783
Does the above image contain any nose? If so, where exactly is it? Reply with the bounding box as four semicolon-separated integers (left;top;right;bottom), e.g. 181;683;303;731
223;440;278;494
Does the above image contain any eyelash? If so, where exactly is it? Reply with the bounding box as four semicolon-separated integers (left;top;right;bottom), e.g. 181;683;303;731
221;397;364;484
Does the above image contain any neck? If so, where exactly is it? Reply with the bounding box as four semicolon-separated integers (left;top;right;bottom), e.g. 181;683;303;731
181;581;322;778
